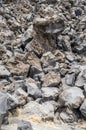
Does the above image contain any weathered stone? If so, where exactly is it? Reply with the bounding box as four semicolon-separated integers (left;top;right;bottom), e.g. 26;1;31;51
41;72;61;87
75;76;85;88
22;101;54;121
14;80;26;90
41;87;59;100
60;108;77;123
34;16;64;34
17;120;33;130
7;93;18;110
14;88;28;98
25;82;42;99
0;92;8;129
0;65;10;77
80;99;86;117
65;73;76;86
59;87;84;108
6;60;30;76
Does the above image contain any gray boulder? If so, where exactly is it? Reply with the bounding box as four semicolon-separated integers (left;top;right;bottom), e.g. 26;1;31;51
26;82;42;99
41;87;59;100
59;87;84;108
0;65;10;77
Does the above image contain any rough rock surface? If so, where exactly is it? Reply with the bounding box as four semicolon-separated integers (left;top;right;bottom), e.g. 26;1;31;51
0;0;86;129
59;87;84;108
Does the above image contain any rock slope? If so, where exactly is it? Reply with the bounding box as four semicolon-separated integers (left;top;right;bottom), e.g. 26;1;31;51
0;0;86;130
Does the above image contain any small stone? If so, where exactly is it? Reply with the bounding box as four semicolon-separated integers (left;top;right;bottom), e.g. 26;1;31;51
17;120;33;130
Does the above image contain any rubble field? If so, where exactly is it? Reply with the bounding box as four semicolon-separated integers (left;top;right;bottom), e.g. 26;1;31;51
0;0;86;130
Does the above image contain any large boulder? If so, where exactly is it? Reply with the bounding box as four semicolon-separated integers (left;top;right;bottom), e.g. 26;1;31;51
59;87;84;108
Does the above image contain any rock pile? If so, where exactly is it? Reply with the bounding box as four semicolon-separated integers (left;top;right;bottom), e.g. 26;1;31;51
0;0;86;129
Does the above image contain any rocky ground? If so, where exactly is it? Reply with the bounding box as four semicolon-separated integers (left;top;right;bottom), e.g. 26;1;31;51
0;0;86;130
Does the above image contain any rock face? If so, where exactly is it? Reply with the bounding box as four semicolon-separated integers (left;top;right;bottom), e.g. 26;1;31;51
0;0;86;129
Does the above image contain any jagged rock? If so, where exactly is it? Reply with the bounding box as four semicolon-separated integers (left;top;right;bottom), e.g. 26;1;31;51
26;52;42;77
80;99;86;117
14;80;26;90
0;65;10;77
34;16;64;34
41;51;60;73
41;87;59;100
0;0;86;125
66;52;75;62
7;93;18;110
59;87;84;108
14;88;28;98
0;92;8;129
41;51;56;66
54;50;65;62
25;82;42;99
6;59;30;76
75;76;85;88
65;73;76;86
41;72;61;87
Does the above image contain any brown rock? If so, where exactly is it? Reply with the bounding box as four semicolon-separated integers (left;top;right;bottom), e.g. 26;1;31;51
41;72;61;87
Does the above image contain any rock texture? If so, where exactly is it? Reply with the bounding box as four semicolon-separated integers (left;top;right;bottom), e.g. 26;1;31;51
0;0;86;129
